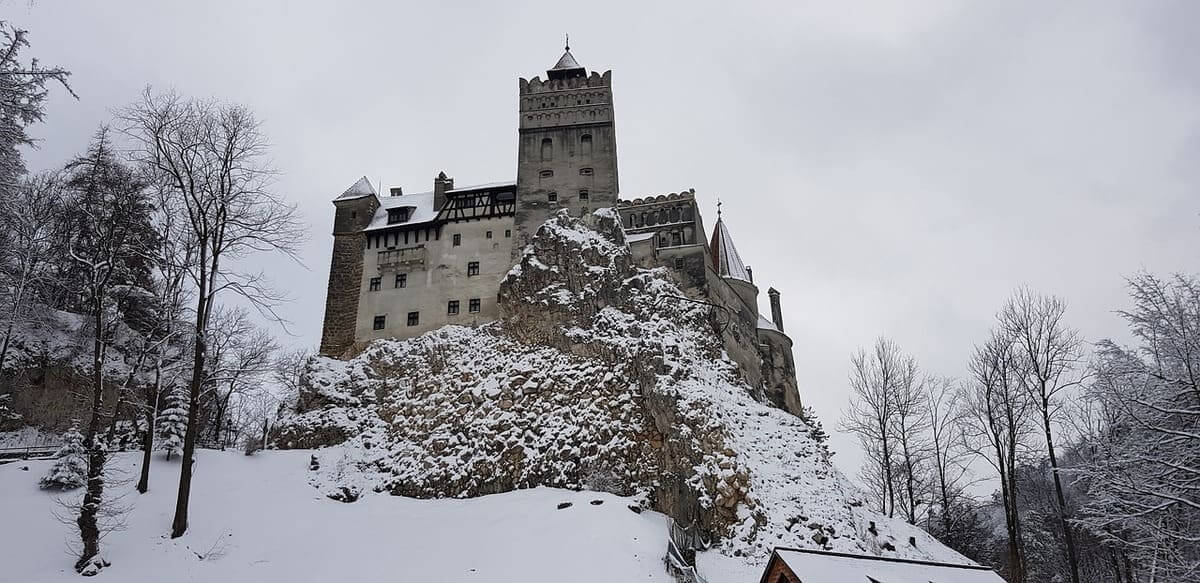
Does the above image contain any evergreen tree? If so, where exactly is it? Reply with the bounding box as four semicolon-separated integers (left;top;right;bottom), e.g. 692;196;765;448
156;388;188;460
39;424;87;489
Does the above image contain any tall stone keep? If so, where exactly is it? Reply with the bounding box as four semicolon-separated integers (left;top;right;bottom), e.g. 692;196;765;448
512;46;619;261
320;177;380;356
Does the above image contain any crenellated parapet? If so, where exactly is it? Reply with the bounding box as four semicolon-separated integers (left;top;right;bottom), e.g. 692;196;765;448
618;188;696;207
519;70;612;95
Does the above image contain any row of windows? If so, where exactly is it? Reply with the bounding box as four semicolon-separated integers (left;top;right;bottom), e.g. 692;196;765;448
546;189;589;203
625;205;694;229
371;299;482;330
451;229;511;246
538;168;594;179
368;261;480;291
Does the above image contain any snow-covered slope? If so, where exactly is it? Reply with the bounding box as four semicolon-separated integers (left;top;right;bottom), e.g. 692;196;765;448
277;209;972;576
0;449;673;582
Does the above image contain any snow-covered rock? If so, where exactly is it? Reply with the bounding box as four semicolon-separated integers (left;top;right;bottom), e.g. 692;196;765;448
277;208;971;572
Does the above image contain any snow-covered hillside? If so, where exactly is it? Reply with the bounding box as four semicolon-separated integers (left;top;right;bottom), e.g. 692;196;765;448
277;209;972;576
0;450;674;582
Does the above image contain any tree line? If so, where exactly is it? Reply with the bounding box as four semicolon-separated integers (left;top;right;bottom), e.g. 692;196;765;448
0;21;309;575
841;279;1200;582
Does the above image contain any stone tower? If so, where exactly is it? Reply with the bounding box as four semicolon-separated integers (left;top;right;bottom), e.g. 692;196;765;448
319;177;380;356
512;46;619;261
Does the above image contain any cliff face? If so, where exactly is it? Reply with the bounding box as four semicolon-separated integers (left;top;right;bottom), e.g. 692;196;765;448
278;209;967;568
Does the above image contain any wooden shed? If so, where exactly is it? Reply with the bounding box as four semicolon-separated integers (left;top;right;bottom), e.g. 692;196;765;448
759;547;1006;583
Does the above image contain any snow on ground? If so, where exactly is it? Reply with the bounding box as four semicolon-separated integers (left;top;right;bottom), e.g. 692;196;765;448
0;449;674;583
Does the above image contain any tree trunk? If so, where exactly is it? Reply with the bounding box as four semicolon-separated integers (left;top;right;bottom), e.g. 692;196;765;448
137;405;154;493
76;298;107;571
137;367;161;493
1042;405;1081;583
172;258;210;539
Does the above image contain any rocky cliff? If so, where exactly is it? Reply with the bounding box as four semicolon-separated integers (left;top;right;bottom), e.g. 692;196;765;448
277;208;968;569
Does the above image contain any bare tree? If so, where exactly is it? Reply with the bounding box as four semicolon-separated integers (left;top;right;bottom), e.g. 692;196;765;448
59;128;153;574
841;337;916;518
0;172;63;374
1000;288;1086;583
202;307;277;449
892;368;931;524
924;375;973;538
964;328;1035;583
120;89;305;538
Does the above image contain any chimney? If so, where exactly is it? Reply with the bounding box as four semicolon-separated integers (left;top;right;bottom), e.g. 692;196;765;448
746;266;754;283
433;171;454;211
768;287;784;333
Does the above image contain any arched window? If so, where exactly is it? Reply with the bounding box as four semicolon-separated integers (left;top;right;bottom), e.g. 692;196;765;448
637;212;646;227
669;207;681;223
580;134;593;157
541;138;553;162
626;214;634;228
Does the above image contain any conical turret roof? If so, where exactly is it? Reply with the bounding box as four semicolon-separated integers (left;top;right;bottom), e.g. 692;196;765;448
710;216;752;282
550;50;581;71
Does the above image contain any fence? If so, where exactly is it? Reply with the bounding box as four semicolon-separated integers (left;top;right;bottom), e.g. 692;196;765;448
664;518;710;583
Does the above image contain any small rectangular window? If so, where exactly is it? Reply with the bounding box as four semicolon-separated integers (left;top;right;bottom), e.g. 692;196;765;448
674;257;685;270
467;261;479;276
373;315;386;330
452;233;461;247
579;189;589;201
369;277;381;292
548;192;558;203
447;300;460;315
469;298;481;313
486;230;493;239
407;311;419;326
395;273;407;288
505;229;511;238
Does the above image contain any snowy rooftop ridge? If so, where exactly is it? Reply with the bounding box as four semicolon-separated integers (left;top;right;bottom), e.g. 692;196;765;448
709;217;751;283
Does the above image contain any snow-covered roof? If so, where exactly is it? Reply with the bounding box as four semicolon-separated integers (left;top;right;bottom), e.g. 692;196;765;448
767;548;1004;583
756;315;779;333
709;217;752;283
336;176;377;201
364;190;436;231
626;232;656;243
550;50;582;71
362;180;514;232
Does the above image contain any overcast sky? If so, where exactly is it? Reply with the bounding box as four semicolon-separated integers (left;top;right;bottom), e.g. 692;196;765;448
12;1;1199;476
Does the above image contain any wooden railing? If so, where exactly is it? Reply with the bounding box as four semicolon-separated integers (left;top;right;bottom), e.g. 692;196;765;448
0;444;59;462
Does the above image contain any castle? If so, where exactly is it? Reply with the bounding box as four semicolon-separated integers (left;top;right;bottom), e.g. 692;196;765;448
319;47;802;414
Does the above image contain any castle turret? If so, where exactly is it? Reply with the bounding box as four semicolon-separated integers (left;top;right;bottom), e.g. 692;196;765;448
512;44;618;261
320;176;380;356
